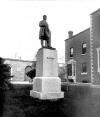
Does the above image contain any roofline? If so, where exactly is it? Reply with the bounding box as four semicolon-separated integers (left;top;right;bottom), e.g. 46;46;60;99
65;28;90;41
4;57;35;63
90;8;100;15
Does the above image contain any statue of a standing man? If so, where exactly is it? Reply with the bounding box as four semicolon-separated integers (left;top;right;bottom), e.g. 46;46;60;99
39;15;51;48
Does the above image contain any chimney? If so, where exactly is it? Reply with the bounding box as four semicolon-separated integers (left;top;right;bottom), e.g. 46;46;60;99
68;31;73;38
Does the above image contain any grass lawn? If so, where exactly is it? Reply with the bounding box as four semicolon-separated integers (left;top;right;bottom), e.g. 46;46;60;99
1;83;98;117
1;84;66;117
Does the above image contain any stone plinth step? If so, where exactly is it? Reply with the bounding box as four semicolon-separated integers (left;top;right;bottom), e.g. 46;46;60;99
30;90;64;100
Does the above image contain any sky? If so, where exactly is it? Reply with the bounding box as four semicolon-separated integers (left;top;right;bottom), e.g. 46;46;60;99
0;0;100;63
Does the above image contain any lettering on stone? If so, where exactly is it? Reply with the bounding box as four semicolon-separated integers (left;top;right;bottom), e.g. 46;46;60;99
47;57;55;60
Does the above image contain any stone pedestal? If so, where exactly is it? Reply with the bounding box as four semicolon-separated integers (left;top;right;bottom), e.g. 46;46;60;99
30;48;64;100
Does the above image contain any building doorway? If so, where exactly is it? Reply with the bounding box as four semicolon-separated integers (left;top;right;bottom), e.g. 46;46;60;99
67;59;76;82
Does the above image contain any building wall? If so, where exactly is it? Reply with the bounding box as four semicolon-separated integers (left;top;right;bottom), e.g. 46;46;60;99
4;58;62;82
4;58;34;81
91;9;100;84
65;29;91;82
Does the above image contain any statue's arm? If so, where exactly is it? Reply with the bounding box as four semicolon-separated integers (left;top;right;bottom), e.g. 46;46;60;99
39;20;48;27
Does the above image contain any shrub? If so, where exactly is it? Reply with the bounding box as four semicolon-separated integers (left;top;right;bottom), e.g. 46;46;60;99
0;57;13;116
58;66;66;81
26;69;36;80
68;79;74;83
0;57;12;89
82;79;90;83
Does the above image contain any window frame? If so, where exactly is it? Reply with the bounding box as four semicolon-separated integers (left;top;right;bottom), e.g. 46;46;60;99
97;48;100;74
70;47;74;58
82;43;87;55
81;62;87;74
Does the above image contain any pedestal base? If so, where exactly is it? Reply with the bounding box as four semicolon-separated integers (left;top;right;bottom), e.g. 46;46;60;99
30;91;64;100
30;77;64;100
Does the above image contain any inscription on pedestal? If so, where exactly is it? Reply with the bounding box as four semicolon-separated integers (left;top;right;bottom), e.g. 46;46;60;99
47;57;55;59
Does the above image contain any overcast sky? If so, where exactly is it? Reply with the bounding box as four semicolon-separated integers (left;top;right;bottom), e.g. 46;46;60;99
0;0;100;63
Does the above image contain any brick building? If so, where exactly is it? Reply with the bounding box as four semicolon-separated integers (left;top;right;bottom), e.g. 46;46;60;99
65;29;91;83
4;58;35;81
65;8;100;84
90;9;100;84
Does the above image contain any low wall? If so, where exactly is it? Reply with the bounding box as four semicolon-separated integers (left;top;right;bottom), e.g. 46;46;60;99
2;83;100;117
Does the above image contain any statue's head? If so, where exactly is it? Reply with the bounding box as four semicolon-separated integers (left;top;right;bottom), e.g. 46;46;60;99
43;15;47;20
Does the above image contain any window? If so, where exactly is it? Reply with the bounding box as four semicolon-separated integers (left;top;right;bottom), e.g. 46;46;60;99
67;64;72;76
97;48;100;74
70;47;73;57
73;63;76;76
82;43;87;54
82;63;87;73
